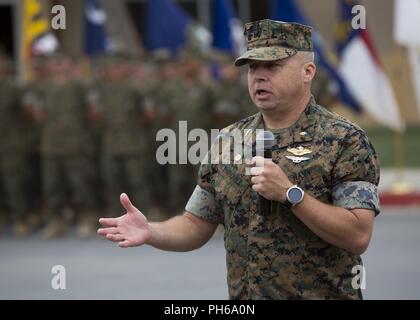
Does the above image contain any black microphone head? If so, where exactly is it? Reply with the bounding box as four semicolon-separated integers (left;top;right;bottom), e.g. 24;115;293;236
256;130;275;150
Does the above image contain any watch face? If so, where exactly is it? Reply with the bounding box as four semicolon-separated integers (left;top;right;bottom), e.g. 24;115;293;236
288;187;303;203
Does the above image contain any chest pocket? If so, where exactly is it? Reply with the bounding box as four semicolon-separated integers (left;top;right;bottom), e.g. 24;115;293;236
273;147;332;200
213;164;250;210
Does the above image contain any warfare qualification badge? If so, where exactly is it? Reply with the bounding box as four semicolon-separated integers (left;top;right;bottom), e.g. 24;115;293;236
286;155;310;163
287;146;312;156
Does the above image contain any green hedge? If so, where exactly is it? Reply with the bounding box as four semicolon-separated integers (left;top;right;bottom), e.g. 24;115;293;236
365;126;420;168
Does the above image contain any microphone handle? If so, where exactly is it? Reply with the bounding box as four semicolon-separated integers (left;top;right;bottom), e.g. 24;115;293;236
260;194;271;215
259;148;272;214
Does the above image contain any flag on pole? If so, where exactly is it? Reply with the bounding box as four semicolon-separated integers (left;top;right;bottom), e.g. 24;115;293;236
394;0;420;114
269;0;363;113
84;0;113;56
212;0;246;56
144;0;191;54
336;0;404;131
21;0;58;79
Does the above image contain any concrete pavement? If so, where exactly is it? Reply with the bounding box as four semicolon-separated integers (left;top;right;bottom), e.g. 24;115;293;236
0;208;419;300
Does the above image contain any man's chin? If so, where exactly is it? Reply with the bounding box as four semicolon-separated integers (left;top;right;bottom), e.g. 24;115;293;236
255;103;277;112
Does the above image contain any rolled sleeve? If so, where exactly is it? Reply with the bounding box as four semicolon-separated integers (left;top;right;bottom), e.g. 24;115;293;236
185;185;223;224
333;181;380;216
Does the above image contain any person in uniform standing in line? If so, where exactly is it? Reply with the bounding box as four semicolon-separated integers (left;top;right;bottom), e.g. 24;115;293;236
164;50;218;214
0;53;33;237
33;53;98;238
89;54;152;218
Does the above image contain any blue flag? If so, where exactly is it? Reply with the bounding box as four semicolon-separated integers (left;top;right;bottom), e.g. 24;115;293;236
144;0;191;54
269;0;362;113
336;0;361;56
212;0;245;55
84;0;112;56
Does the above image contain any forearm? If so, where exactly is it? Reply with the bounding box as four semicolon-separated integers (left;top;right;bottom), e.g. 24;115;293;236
147;213;217;252
291;193;370;254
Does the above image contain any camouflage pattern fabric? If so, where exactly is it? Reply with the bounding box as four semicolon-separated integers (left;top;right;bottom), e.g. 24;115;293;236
40;81;94;155
93;82;148;155
186;95;380;299
0;79;31;221
43;155;98;213
22;80;47;210
91;81;152;214
235;19;313;66
213;80;256;129
0;80;26;154
38;80;98;215
163;78;217;213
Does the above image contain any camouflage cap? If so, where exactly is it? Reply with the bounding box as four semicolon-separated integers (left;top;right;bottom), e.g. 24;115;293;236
234;19;313;67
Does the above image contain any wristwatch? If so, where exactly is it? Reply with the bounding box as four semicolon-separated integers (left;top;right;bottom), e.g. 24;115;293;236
284;185;305;209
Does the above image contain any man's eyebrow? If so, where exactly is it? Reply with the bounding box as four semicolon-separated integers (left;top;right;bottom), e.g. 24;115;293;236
248;60;286;68
276;58;291;64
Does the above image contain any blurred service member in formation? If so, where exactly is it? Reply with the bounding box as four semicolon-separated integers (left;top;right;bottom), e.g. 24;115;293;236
88;53;153;218
0;52;33;237
31;52;98;238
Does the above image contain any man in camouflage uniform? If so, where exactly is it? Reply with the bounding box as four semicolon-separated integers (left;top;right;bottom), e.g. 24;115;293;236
98;20;380;300
89;54;152;217
163;50;217;213
35;53;98;238
141;50;176;218
21;55;49;232
0;54;33;236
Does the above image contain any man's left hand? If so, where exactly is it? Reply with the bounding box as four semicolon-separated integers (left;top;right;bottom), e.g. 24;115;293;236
250;156;294;202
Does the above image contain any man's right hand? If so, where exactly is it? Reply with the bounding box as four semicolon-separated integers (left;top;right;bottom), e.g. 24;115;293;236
97;193;151;248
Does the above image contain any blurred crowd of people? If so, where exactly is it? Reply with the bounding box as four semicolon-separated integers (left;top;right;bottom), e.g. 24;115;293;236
0;47;333;239
0;48;259;239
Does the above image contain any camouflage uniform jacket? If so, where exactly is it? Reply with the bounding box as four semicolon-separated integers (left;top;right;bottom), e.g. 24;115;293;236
91;82;147;155
186;95;380;299
0;79;26;154
39;80;93;155
165;79;216;132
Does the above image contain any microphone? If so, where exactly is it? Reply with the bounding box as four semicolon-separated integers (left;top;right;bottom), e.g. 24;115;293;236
256;130;275;215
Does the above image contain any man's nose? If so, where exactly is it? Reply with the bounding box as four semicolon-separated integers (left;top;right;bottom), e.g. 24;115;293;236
250;66;269;81
254;71;268;82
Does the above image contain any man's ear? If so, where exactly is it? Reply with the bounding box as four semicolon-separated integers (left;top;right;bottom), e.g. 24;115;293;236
303;62;316;83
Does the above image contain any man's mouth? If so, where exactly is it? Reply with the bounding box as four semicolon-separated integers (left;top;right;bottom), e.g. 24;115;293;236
255;89;272;99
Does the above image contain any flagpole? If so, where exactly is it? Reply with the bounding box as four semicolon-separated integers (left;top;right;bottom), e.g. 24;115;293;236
18;0;28;83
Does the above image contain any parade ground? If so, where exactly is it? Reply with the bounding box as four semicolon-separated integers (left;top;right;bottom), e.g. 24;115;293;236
1;208;419;300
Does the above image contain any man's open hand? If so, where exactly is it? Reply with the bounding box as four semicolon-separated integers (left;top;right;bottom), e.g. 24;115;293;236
97;193;151;248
